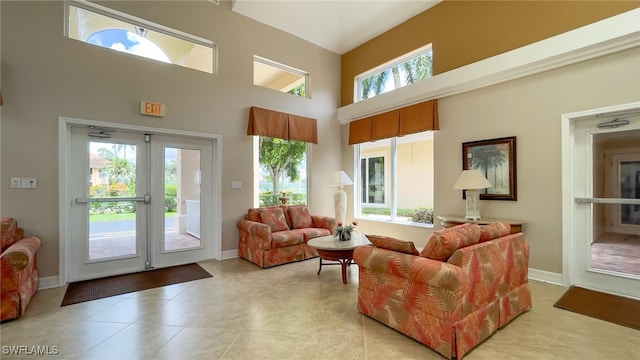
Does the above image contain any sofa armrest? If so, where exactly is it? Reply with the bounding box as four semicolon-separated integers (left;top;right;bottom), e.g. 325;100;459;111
237;219;272;250
354;245;466;293
1;236;41;278
311;215;337;231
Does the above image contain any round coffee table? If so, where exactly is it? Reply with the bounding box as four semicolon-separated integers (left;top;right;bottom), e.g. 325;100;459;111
307;232;371;284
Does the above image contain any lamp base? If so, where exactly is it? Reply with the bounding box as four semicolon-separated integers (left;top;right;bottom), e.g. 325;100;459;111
464;189;482;221
334;186;347;224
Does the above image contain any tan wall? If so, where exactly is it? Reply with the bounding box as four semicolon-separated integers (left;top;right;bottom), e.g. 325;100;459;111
341;0;639;106
346;47;640;274
0;1;342;278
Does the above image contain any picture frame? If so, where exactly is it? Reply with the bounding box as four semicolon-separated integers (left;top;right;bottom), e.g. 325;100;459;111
462;136;517;201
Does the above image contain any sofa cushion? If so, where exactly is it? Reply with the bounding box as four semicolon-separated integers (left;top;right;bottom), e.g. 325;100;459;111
480;222;512;242
259;207;290;232
271;230;304;248
367;235;419;255
247;208;262;222
288;205;314;229
296;227;331;241
420;223;481;261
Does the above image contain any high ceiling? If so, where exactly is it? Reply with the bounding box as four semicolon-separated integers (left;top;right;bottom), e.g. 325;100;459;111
231;0;442;55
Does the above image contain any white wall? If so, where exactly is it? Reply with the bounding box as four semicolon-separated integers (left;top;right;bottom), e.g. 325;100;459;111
0;1;342;278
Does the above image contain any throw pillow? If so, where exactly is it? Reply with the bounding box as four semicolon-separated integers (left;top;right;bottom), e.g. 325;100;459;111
479;222;512;242
367;235;419;255
258;207;290;232
247;208;261;222
288;205;314;229
420;223;481;261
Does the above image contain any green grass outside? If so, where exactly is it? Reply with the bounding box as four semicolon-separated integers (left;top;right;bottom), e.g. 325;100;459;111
89;211;177;222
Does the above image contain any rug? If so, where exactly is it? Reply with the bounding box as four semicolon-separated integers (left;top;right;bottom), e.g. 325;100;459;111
61;263;212;306
553;286;640;330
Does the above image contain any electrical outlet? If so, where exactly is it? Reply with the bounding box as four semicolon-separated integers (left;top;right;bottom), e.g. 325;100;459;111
11;178;21;188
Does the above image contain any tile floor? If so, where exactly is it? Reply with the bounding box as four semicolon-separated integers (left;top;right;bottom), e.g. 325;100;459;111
1;258;638;360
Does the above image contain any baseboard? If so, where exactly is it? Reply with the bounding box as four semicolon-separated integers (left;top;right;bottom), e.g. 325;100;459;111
39;275;62;289
221;249;239;260
528;268;563;286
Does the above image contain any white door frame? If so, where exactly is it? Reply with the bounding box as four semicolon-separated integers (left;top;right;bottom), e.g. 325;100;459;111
58;117;222;286
561;101;640;299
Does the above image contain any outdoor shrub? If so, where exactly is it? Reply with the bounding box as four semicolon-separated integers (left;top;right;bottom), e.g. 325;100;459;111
165;196;177;212
410;207;434;224
108;182;129;196
165;184;177;197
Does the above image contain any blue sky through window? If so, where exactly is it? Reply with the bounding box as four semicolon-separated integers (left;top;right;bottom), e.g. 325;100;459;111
87;29;170;63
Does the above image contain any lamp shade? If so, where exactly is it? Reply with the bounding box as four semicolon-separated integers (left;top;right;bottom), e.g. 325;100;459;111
329;170;353;186
453;169;492;190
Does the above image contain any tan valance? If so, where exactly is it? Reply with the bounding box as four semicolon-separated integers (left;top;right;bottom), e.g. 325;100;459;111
247;106;318;144
348;99;439;145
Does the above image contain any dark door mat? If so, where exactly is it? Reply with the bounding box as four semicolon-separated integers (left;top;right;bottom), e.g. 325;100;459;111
61;263;212;306
553;286;640;330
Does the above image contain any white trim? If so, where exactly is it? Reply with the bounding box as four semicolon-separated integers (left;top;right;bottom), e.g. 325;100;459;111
58;117;222;285
528;268;563;286
38;276;62;290
222;249;239;260
338;8;640;124
561;102;640;296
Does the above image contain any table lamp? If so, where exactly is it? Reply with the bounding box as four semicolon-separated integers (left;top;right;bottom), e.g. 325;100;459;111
329;170;353;224
453;169;492;220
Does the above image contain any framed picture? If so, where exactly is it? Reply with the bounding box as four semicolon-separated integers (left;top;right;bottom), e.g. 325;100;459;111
462;136;517;201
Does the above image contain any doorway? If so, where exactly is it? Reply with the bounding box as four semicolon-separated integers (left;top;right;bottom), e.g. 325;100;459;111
562;102;640;299
60;118;221;283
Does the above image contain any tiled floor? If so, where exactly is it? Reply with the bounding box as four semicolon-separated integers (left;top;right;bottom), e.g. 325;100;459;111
1;258;638;360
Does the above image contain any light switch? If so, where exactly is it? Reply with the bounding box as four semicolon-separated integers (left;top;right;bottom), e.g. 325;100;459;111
21;178;37;189
231;181;242;189
11;178;21;188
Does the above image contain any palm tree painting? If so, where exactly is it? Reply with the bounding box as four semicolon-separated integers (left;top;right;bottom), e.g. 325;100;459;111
463;137;517;200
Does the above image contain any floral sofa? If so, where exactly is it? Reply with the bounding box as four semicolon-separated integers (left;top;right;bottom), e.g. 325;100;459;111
1;217;41;322
237;205;337;268
354;222;531;359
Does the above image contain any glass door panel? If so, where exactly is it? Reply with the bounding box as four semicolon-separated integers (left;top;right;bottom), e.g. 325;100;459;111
163;147;201;252
590;131;640;277
88;141;139;261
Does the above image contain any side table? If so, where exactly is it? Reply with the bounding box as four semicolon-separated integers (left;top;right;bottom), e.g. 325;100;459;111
307;232;371;284
437;215;524;233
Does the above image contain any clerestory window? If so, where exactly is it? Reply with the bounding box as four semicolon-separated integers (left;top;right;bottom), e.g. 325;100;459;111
253;56;309;98
355;45;433;102
66;1;216;74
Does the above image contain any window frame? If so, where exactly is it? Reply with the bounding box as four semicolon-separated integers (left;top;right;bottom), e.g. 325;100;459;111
354;44;433;102
253;136;310;208
65;0;217;74
253;55;310;98
354;131;434;227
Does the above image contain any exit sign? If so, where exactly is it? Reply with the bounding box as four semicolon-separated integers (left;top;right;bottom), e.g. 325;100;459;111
140;101;165;117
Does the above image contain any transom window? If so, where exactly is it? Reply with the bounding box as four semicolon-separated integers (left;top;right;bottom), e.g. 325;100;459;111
253;56;308;98
66;1;216;74
355;45;433;102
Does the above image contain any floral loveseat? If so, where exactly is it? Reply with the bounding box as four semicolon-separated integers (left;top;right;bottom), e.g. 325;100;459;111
237;205;337;268
1;217;41;322
354;222;531;359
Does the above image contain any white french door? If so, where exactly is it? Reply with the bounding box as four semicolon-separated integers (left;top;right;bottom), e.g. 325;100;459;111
564;102;640;299
66;124;215;281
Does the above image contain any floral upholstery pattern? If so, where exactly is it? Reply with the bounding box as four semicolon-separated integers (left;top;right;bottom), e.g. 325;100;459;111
420;223;481;261
354;229;531;359
288;205;314;229
367;234;419;255
238;206;336;268
480;221;512;242
258;207;290;232
1;218;41;322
